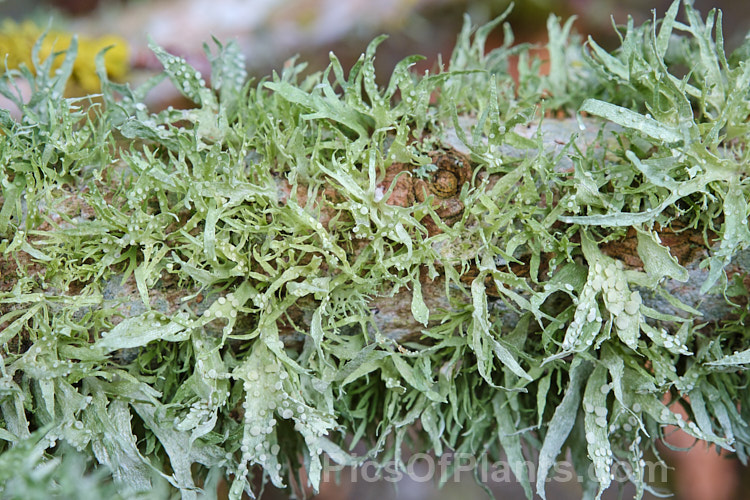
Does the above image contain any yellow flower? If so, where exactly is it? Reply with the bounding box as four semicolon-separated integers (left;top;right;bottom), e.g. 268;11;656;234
0;20;130;93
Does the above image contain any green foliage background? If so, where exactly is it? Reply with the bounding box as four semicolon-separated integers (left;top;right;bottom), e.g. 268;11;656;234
0;1;749;498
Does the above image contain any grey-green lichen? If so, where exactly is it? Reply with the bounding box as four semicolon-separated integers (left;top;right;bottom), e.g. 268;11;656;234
1;1;749;499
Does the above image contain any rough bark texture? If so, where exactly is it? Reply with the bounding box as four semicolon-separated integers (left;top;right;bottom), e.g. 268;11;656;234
3;117;745;346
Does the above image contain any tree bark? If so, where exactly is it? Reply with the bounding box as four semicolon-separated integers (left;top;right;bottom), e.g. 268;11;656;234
4;117;744;346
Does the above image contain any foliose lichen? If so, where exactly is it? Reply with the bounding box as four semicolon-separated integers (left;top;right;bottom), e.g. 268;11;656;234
0;2;749;499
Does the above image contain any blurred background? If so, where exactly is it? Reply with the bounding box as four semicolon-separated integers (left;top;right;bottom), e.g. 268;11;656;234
2;0;749;108
1;0;749;499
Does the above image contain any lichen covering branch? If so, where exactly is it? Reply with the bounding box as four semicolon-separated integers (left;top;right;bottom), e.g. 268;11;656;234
0;2;749;499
